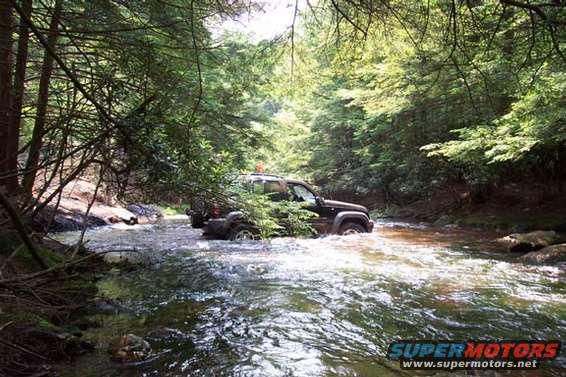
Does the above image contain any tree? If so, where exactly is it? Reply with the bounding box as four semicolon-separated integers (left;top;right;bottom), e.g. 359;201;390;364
0;2;17;193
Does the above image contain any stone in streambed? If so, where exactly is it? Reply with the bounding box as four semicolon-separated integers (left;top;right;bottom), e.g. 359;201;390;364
147;326;189;342
109;334;151;363
127;203;163;224
519;244;566;264
496;230;565;252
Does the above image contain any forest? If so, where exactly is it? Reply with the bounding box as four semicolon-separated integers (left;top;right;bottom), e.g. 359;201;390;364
0;0;565;376
1;0;565;212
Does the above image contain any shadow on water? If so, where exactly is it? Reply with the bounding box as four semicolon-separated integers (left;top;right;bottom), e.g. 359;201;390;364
52;218;565;377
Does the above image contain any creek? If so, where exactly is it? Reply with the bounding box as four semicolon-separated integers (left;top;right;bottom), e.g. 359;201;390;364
52;218;565;376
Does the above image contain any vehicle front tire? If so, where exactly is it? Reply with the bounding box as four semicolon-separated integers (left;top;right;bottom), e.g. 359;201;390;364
227;224;259;241
339;222;366;235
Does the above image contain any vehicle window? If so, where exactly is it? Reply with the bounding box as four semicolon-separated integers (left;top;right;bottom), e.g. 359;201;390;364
289;183;316;204
253;180;284;201
264;180;284;201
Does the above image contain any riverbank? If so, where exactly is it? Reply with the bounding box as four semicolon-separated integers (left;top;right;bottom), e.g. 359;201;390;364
362;184;566;233
0;232;115;376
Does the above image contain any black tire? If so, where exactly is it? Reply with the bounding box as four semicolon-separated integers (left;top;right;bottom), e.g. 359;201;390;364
339;222;366;235
191;213;205;228
227;224;259;241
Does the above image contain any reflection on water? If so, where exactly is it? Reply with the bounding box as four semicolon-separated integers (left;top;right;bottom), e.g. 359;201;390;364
53;218;566;376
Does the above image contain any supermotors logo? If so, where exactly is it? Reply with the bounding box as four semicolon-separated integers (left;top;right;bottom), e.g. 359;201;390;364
387;340;561;370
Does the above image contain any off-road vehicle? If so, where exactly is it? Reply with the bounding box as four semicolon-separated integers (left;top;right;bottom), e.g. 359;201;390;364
187;173;374;240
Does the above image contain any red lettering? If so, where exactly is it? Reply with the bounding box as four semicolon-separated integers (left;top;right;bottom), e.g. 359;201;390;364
484;343;500;358
500;343;515;358
513;343;530;358
543;342;559;358
465;343;485;358
529;343;545;358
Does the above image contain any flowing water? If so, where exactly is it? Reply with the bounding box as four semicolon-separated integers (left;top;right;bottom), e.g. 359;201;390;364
52;218;565;376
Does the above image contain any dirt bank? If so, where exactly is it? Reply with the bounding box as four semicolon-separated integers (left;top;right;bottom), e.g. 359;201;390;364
332;183;566;233
33;176;162;232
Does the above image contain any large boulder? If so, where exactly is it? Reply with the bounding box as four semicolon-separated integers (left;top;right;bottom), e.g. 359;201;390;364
35;205;137;232
103;206;138;225
519;244;566;264
33;209;107;232
496;230;566;253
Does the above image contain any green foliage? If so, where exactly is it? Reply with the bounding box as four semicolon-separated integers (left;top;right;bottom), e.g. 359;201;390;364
159;204;189;216
424;70;566;164
228;189;317;239
256;0;566;203
9;0;566;212
11;0;277;205
251;107;313;181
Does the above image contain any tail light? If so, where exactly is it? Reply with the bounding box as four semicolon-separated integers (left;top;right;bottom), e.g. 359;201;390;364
210;204;221;218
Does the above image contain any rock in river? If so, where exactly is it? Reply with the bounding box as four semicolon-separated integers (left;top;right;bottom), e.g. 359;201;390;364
147;326;188;342
109;334;151;363
127;203;163;224
519;244;566;264
496;230;565;253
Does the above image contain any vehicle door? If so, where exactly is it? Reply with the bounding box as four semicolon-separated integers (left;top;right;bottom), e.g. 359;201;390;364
287;182;330;233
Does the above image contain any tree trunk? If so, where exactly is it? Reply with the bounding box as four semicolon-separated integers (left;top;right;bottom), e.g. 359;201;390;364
22;0;63;200
11;0;32;181
0;2;17;193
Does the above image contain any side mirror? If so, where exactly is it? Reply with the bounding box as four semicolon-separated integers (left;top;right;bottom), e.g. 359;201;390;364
315;196;325;206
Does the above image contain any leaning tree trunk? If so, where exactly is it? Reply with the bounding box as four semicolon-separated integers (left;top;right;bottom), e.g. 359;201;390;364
22;0;63;201
0;2;17;194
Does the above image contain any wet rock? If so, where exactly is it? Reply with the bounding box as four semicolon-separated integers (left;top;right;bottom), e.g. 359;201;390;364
433;214;453;227
33;209;106;232
109;334;151;363
103;250;151;265
107;206;138;225
519;244;566;264
94;298;120;314
34;204;137;232
442;223;459;229
147;326;187;341
127;203;163;224
496;230;566;253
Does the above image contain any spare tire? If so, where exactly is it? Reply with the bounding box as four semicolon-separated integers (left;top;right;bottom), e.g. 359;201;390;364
191;213;205;228
189;197;207;228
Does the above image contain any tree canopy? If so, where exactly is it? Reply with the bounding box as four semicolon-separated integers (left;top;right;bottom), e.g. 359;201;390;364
0;0;564;216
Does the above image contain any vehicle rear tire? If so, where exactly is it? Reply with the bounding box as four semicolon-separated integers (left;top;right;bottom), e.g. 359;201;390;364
339;222;366;235
227;224;259;241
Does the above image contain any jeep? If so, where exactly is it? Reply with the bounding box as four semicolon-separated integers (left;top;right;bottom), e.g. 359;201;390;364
187;173;374;240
